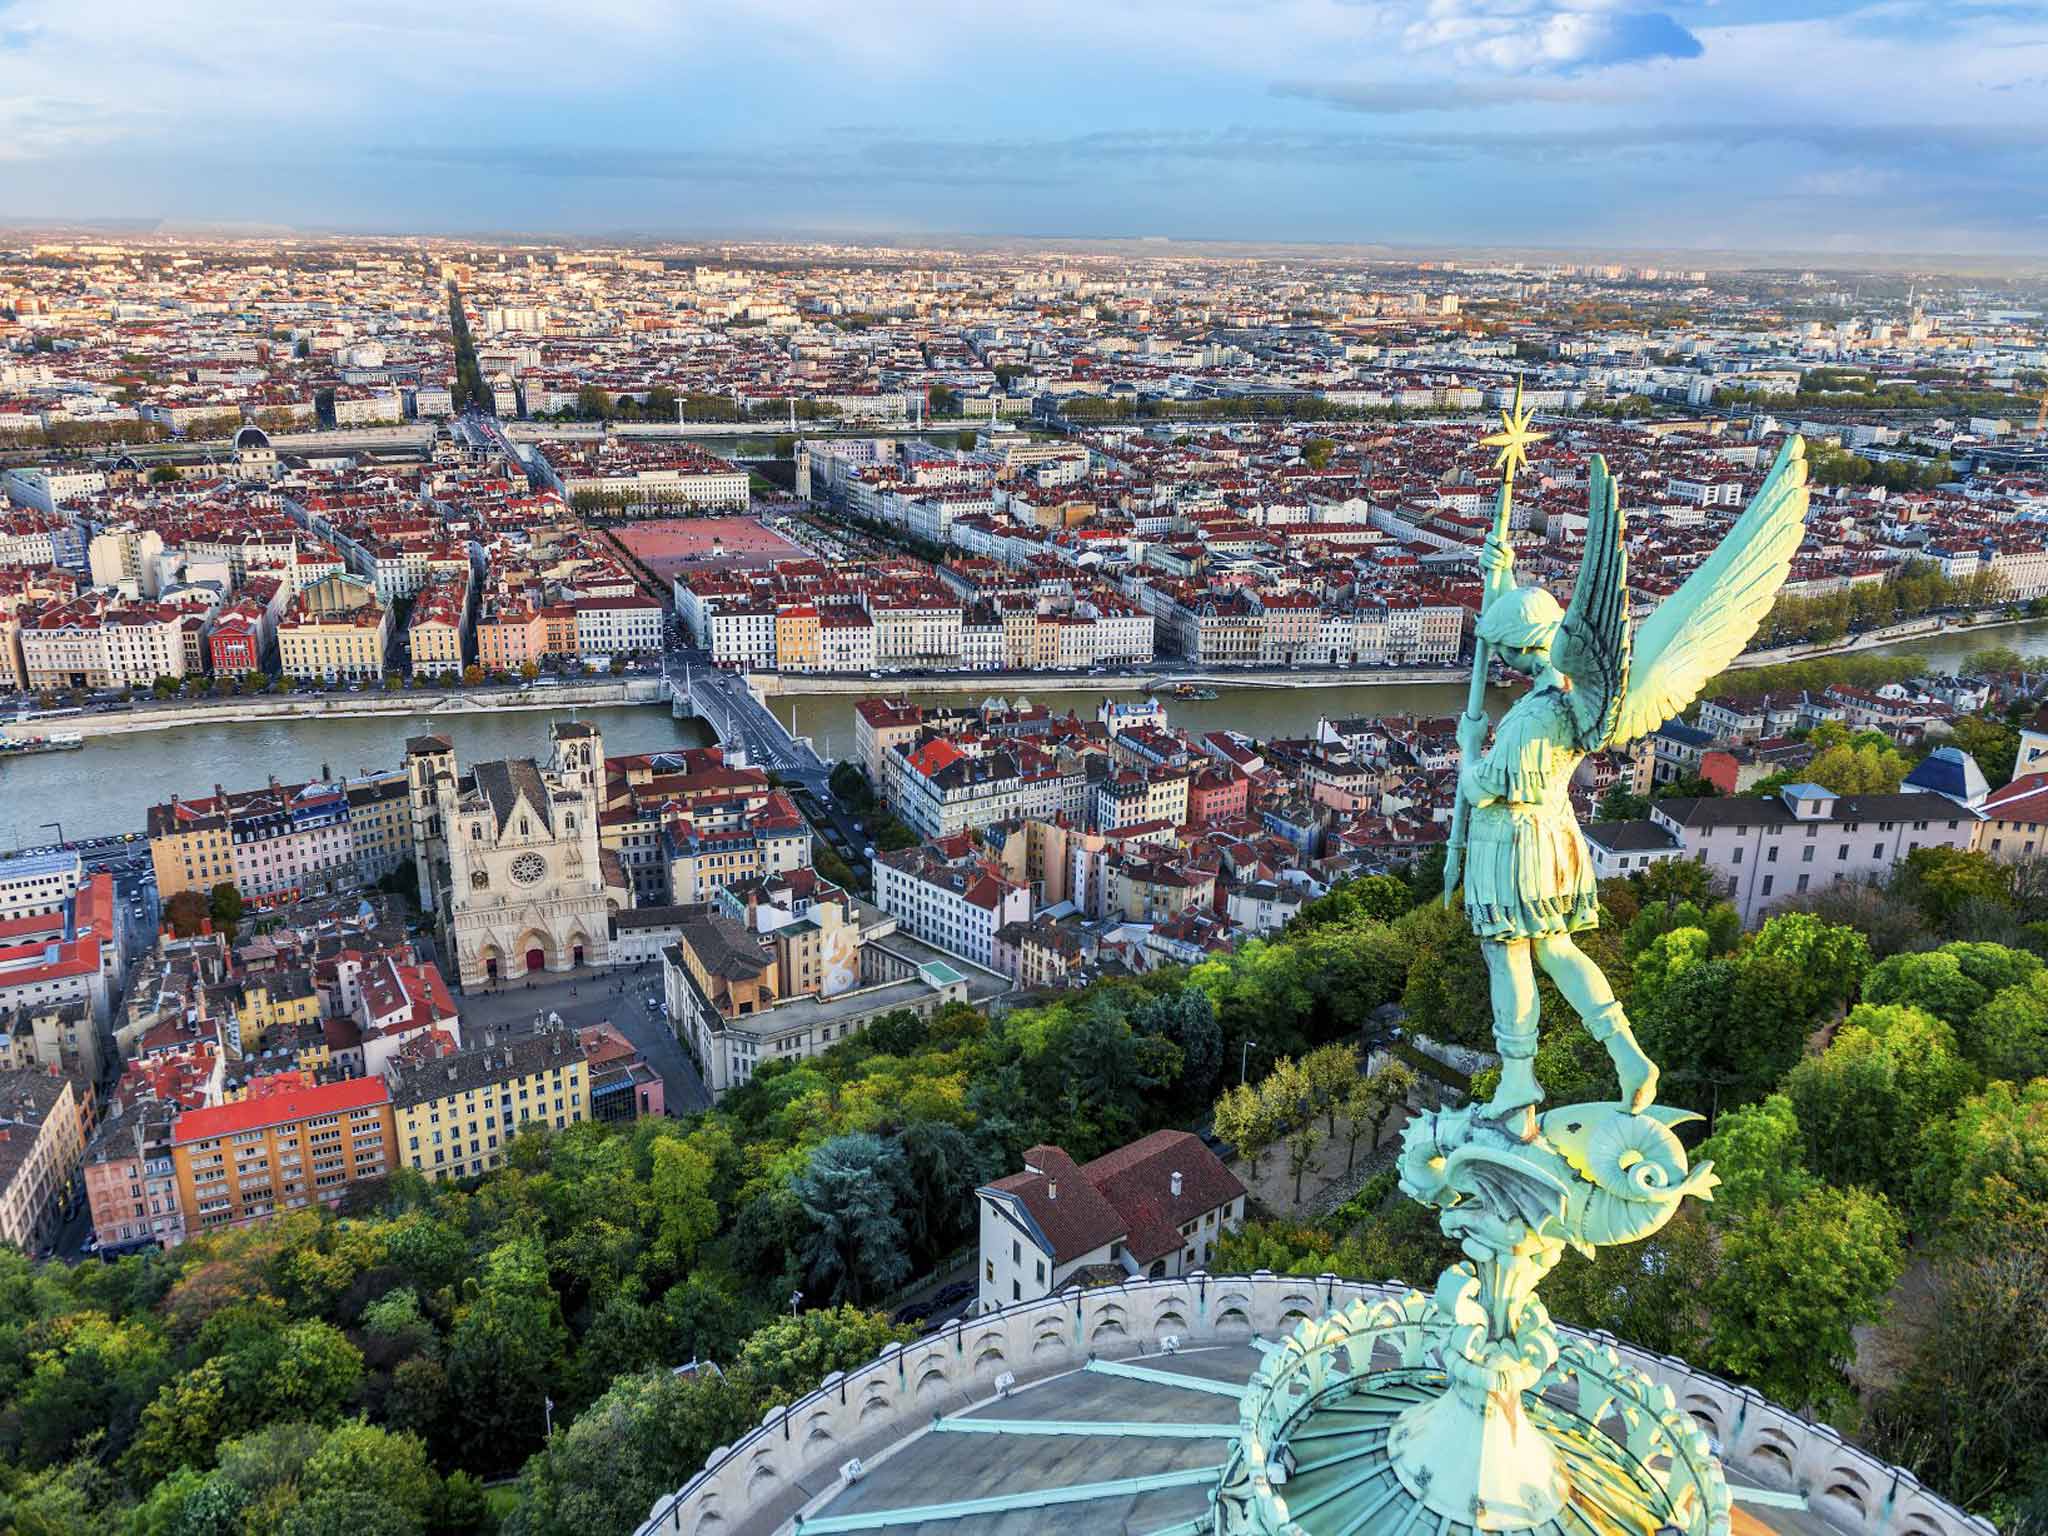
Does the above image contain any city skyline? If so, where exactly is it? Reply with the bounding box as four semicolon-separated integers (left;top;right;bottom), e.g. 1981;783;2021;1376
1;0;2045;256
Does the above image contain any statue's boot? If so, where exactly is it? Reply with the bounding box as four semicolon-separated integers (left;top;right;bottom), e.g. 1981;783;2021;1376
1587;1002;1658;1112
1482;1027;1542;1144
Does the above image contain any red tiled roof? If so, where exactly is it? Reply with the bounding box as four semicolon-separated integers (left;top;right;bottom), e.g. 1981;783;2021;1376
1081;1130;1245;1265
171;1074;387;1144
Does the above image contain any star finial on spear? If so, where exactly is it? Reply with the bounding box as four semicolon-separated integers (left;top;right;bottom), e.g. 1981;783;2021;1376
1481;376;1548;494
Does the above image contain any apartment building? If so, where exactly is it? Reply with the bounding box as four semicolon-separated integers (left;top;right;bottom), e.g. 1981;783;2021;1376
0;1070;89;1254
384;1026;588;1182
276;573;388;681
0;849;82;921
664;901;985;1100
150;772;411;903
406;577;467;676
889;735;1088;840
1650;784;1979;926
83;1102;185;1252
0;999;104;1086
0;873;124;1027
573;593;662;657
1093;769;1192;833
873;835;1032;971
170;1075;394;1234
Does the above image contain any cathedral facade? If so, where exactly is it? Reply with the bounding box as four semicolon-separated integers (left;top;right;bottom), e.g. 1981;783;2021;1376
406;722;616;989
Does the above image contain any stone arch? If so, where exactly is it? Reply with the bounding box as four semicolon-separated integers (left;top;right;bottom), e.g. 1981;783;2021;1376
744;1457;780;1496
972;1342;1007;1373
1030;1326;1068;1359
858;1388;895;1424
1820;1480;1870;1523
476;941;503;980
1743;1431;1797;1485
1680;1394;1723;1439
512;928;553;976
1214;1306;1253;1339
1088;1316;1129;1348
566;926;593;966
802;1412;837;1449
913;1365;951;1401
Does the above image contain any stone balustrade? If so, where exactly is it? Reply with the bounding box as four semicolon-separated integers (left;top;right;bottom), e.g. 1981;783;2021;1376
632;1272;1994;1536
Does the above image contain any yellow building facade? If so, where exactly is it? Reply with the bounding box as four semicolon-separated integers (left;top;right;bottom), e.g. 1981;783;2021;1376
384;1028;588;1182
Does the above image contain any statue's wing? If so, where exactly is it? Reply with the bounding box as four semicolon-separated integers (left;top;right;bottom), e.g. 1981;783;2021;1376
1552;453;1630;752
1607;436;1811;748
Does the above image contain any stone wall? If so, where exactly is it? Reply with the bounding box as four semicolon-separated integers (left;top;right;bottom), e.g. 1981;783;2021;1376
630;1272;1994;1536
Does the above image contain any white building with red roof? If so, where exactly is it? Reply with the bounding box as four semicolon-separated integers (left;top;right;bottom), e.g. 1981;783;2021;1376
976;1130;1246;1314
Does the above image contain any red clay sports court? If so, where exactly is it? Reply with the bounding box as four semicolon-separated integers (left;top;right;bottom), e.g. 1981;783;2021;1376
610;516;810;582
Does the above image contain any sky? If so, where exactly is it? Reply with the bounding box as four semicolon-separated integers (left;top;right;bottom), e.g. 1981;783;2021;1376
0;0;2045;256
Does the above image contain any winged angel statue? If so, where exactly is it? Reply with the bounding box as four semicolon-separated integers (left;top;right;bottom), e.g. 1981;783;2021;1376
1452;437;1811;1142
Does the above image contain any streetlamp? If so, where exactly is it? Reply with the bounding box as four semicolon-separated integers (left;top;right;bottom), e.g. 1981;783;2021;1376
1241;1037;1259;1086
544;1395;554;1439
789;1289;804;1318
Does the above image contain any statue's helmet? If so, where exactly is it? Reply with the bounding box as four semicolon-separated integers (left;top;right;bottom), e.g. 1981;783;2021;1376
1476;586;1564;650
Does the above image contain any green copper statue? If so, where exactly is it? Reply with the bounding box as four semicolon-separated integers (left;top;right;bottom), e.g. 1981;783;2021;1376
1448;412;1813;1142
1213;403;1814;1536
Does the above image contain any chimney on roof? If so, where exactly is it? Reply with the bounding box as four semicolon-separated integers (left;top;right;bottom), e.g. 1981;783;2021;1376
1171;1170;1183;1199
1046;1177;1057;1201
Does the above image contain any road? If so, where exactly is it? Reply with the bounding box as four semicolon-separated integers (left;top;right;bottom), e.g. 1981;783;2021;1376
662;646;880;871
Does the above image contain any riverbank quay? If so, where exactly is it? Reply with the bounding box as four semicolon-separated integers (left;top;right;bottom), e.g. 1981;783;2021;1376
1;679;664;741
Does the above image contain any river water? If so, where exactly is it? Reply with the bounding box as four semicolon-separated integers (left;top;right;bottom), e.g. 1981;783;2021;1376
0;706;714;848
12;620;2048;845
764;618;2048;766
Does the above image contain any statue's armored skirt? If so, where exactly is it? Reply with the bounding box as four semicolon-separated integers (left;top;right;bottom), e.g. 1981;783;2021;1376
1461;684;1600;942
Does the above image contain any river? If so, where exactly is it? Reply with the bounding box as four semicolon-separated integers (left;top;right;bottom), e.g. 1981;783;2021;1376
0;706;714;848
13;618;2048;845
764;617;2048;765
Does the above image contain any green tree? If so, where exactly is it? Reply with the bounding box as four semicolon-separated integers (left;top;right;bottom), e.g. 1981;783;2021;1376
1213;1079;1283;1181
163;889;209;937
301;1420;440;1525
1863;947;1990;1029
1949;714;2019;787
1893;846;2011;930
1965;975;2048;1082
1339;1063;1415;1173
1595;785;1650;822
1301;437;1335;470
1915;1078;2048;1237
207;881;244;939
500;1367;760;1536
1695;1093;1814;1215
648;1134;719;1274
1704;1184;1905;1419
1540;1208;1717;1362
1782;1003;1978;1201
734;1306;914;1408
789;1133;914;1305
1868;1203;2048;1517
444;1241;571;1474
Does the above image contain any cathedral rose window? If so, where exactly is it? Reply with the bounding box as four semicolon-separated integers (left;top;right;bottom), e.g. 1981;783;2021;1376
510;852;548;886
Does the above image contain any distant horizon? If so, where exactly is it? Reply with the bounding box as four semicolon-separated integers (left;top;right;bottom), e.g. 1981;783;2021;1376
1;1;2044;266
2;217;2044;280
